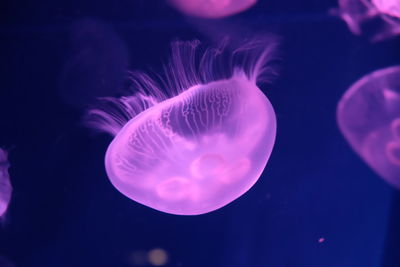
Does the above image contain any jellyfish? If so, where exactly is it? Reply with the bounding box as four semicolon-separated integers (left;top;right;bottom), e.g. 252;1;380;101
371;0;400;18
87;38;278;215
337;65;400;189
168;0;257;19
337;0;400;41
0;148;12;218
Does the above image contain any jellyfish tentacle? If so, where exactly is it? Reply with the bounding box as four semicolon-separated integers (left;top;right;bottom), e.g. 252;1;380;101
86;38;278;137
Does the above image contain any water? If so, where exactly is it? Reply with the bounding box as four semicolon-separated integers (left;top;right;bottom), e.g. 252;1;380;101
0;0;399;266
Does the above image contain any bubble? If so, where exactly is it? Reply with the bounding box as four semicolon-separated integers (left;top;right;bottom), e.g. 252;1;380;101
337;65;400;189
337;0;400;41
168;0;257;18
87;38;278;215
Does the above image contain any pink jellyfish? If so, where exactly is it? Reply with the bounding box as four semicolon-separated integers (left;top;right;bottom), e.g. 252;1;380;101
337;0;400;41
337;66;400;189
0;148;12;218
371;0;400;18
88;38;278;215
168;0;257;19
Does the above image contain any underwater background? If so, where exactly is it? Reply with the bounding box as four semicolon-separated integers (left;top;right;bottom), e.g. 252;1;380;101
0;0;400;266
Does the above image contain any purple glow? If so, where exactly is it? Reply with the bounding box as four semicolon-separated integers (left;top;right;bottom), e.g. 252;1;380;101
337;0;400;41
168;0;257;19
88;38;278;215
0;148;12;218
337;66;400;189
372;0;400;18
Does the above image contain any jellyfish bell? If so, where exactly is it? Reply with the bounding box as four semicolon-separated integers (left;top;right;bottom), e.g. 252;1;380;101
168;0;257;19
337;0;400;41
87;38;278;215
337;66;400;189
0;148;12;218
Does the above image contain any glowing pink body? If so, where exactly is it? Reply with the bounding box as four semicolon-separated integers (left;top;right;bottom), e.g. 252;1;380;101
88;39;278;215
106;77;275;215
169;0;257;18
0;149;11;218
372;0;400;18
337;0;400;41
337;66;400;189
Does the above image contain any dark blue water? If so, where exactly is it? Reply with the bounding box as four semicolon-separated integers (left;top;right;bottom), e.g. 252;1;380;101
0;0;399;266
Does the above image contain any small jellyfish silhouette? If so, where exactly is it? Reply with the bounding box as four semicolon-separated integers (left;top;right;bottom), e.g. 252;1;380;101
337;65;400;189
337;0;400;41
0;148;12;218
168;0;257;19
88;38;278;215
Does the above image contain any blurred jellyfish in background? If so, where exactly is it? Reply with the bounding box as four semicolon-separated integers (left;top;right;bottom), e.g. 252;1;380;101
372;0;400;18
0;255;14;267
58;18;128;110
87;37;278;215
337;0;400;41
337;65;400;188
0;148;12;219
168;0;257;18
